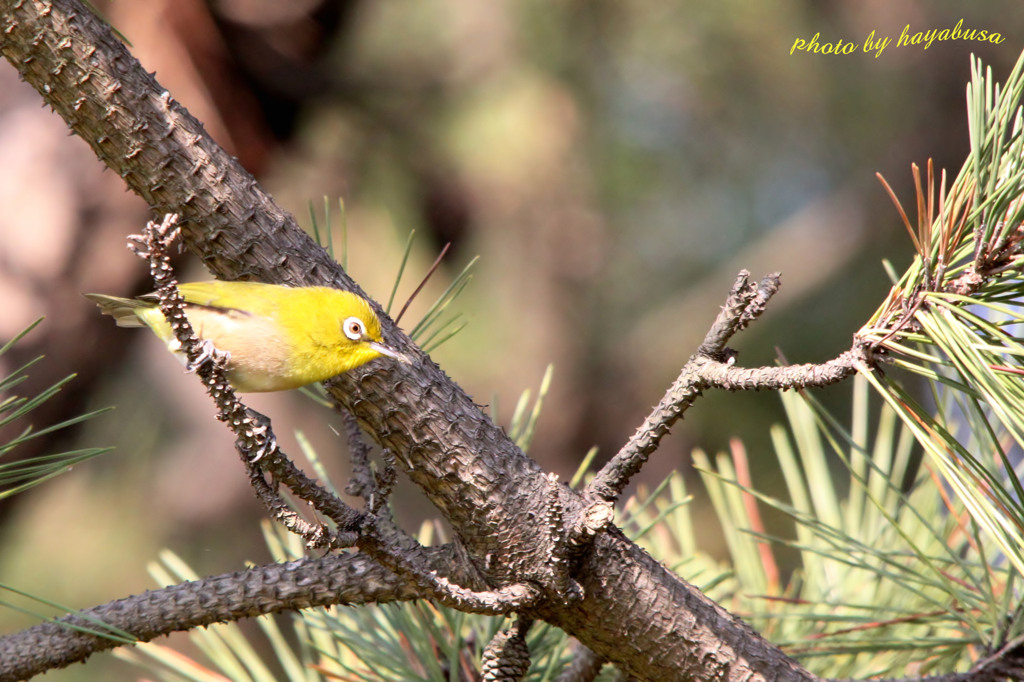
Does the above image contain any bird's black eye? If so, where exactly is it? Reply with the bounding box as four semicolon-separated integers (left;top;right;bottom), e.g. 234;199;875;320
343;316;366;341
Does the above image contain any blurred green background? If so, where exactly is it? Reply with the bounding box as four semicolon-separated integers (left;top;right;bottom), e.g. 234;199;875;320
0;1;1021;678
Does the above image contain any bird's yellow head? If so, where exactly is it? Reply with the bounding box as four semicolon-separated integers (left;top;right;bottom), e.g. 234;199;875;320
283;287;407;385
333;298;404;369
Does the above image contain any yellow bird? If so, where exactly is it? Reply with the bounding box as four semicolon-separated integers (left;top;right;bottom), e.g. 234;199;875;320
86;281;403;392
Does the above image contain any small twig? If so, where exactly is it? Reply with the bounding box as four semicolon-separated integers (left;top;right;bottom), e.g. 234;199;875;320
968;633;1024;680
583;360;704;504
342;410;397;516
357;517;542;615
697;270;781;358
689;349;864;392
128;215;278;462
538;473;583;603
568;271;869;589
246;466;339;550
343;409;377;501
585;271;870;505
372;449;399;515
481;616;533;682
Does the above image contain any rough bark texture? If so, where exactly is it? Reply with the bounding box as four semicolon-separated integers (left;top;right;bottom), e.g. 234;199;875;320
0;553;426;682
0;1;822;680
540;528;816;681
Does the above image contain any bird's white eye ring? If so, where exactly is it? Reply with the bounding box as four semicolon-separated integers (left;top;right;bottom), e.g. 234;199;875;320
343;316;366;341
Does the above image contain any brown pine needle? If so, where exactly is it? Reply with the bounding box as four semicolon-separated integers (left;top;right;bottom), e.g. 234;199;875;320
877;171;923;255
990;364;1024;376
913;162;927;249
394;242;452;326
803;609;951;640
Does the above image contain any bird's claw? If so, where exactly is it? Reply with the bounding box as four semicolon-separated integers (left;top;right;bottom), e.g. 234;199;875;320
243;411;277;463
187;339;230;374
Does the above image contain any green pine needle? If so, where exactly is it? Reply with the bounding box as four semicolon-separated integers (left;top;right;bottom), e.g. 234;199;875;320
0;320;113;500
386;229;417;316
506;365;554;453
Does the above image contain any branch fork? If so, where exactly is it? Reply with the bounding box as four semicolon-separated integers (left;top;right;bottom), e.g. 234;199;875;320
576;270;872;548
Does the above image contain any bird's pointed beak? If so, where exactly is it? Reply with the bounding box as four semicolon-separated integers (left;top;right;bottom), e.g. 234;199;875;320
370;341;411;364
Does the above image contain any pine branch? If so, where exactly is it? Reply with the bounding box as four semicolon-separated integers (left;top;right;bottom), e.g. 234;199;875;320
0;553;428;681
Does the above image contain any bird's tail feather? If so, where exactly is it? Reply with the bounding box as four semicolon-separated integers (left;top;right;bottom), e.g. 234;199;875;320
83;293;150;328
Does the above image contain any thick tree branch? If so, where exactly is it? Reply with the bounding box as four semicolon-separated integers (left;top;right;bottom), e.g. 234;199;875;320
0;553;427;682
